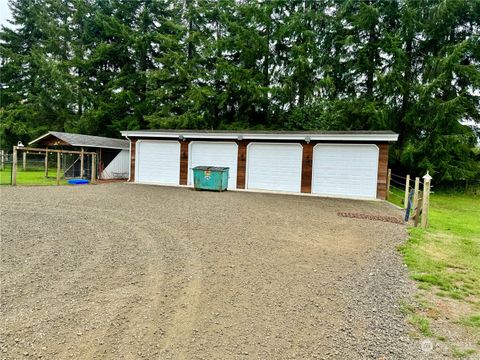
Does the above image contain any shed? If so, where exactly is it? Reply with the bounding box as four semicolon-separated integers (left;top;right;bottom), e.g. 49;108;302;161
29;131;130;179
121;129;398;200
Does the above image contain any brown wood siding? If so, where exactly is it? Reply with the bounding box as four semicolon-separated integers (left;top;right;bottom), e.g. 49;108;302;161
376;144;389;200
179;140;190;185
129;139;137;182
301;143;313;193
236;140;249;189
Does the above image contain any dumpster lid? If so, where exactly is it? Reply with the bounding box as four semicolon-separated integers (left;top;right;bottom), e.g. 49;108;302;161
193;166;229;171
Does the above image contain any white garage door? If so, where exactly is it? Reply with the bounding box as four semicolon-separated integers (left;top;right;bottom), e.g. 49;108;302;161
312;144;378;199
247;143;303;192
188;142;238;189
136;140;180;185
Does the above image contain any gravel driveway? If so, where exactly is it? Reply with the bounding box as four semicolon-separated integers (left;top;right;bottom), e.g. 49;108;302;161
1;184;436;359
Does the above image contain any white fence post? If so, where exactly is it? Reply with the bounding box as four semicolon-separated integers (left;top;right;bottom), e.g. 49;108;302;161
12;146;17;186
421;172;432;228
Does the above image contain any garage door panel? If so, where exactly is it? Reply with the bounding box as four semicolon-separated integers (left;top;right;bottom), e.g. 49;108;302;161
247;143;302;193
136;141;180;185
312;144;378;198
188;142;238;189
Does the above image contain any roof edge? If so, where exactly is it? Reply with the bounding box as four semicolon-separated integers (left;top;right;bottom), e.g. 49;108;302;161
121;130;399;142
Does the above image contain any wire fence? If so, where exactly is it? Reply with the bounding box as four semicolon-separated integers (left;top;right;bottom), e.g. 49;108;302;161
387;169;434;227
1;148;96;186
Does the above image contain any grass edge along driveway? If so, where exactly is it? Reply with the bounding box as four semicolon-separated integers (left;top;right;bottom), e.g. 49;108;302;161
398;193;480;358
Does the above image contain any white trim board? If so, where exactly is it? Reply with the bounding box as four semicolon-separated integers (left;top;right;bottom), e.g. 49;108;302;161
121;131;398;142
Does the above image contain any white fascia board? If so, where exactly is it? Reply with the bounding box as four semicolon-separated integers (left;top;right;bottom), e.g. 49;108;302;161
68;143;128;150
121;131;398;142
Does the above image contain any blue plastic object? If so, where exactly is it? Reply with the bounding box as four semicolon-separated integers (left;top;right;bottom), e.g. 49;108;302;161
192;166;229;191
68;179;90;185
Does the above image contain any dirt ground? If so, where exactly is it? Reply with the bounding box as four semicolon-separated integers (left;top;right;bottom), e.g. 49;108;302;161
1;184;438;359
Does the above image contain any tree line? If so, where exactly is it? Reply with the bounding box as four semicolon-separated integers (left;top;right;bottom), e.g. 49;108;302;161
1;0;479;183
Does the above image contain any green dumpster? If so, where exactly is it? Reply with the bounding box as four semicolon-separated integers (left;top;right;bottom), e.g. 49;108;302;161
192;166;229;191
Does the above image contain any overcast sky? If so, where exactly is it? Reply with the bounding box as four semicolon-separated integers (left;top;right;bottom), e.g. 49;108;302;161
1;0;12;28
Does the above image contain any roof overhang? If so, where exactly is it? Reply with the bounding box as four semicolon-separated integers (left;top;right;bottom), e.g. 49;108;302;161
121;130;399;142
29;132;129;150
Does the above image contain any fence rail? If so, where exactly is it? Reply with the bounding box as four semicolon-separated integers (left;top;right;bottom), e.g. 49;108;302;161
387;169;432;228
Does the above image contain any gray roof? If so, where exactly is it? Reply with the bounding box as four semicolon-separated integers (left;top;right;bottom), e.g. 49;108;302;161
29;131;129;150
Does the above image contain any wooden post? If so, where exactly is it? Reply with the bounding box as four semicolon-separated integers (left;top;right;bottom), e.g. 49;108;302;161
90;153;96;184
1;150;4;171
22;151;27;171
413;177;420;224
12;146;17;186
421;172;432;228
80;147;84;178
386;168;392;200
404;174;410;209
44;148;49;177
56;152;61;185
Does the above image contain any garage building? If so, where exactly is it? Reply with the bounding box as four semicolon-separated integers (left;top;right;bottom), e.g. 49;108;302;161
120;130;398;200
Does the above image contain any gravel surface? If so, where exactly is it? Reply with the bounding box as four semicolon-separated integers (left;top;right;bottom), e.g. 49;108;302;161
1;184;443;359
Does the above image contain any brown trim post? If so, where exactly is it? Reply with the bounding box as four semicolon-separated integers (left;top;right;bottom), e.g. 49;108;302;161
301;142;313;193
236;140;249;189
129;139;137;182
179;140;190;185
376;144;389;200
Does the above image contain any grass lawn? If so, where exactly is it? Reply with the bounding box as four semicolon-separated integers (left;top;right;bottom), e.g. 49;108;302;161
396;192;480;356
0;166;68;186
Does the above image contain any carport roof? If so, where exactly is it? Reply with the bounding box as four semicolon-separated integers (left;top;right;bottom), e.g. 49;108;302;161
121;129;398;142
29;131;129;150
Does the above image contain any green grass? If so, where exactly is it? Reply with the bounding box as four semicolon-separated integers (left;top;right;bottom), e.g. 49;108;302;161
387;186;406;208
409;314;434;336
0;166;68;185
396;192;480;355
452;346;476;358
399;193;480;301
458;315;480;329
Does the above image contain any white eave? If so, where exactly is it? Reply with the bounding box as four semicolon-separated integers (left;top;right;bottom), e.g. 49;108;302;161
121;130;399;142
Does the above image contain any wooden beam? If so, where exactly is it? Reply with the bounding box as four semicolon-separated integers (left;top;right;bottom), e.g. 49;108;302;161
56;152;61;185
44;147;49;178
421;172;432;228
14;146;95;155
413;177;420;226
80;147;84;178
0;150;4;171
386;168;391;200
12;146;17;186
301;142;313;193
129;139;137;182
22;151;26;171
179;140;190;185
236;140;249;189
91;153;96;184
404;174;410;209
